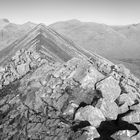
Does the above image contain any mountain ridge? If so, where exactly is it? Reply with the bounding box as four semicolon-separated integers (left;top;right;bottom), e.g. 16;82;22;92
0;21;140;140
0;19;140;78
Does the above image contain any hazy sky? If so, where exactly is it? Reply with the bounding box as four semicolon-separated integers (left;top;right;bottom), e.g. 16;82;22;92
0;0;140;25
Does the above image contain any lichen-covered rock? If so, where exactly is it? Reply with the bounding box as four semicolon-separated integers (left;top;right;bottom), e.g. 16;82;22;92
96;76;121;101
75;105;105;127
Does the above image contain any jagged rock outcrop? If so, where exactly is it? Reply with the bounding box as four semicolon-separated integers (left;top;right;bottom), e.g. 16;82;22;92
0;24;140;140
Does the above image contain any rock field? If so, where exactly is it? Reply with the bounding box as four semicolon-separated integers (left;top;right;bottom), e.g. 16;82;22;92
0;25;140;140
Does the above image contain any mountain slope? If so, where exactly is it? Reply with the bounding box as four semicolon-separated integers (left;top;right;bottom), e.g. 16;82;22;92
1;19;140;60
50;20;140;59
51;20;139;59
50;20;140;78
0;19;140;76
0;24;140;140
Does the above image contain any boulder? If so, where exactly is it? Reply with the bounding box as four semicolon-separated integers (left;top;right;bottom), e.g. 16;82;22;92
96;76;121;101
122;111;140;123
75;105;105;127
118;93;135;106
81;66;104;89
16;63;30;75
99;99;119;120
118;103;129;114
83;126;100;140
117;64;130;78
121;84;139;101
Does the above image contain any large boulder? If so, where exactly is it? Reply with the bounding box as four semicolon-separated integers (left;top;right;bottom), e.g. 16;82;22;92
96;76;121;101
81;66;104;89
99;99;119;120
75;105;105;127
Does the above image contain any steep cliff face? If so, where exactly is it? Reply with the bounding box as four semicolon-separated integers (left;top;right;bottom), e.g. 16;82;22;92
0;24;140;140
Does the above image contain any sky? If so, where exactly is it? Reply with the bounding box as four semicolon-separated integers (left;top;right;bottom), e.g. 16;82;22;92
0;0;140;25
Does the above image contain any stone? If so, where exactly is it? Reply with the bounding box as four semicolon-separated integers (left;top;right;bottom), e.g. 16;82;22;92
0;83;2;89
0;66;5;73
110;71;121;81
81;66;104;89
3;79;10;85
73;62;89;83
129;103;140;112
98;63;112;75
75;105;105;127
29;80;42;88
122;85;139;101
63;103;78;115
118;103;129;114
117;64;130;78
69;88;97;106
29;60;37;69
0;73;3;80
113;130;132;140
99;99;119;120
16;63;30;75
83;126;100;140
118;93;135;107
96;76;121;102
122;111;140;123
54;93;69;111
31;51;40;60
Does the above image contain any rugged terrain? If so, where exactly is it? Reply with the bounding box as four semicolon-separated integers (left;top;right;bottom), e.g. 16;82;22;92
0;24;140;140
50;20;140;78
0;19;140;78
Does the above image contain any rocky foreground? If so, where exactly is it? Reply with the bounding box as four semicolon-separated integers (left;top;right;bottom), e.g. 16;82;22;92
0;25;140;140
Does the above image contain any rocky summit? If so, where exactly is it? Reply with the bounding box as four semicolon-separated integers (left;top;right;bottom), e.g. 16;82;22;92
0;24;140;140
